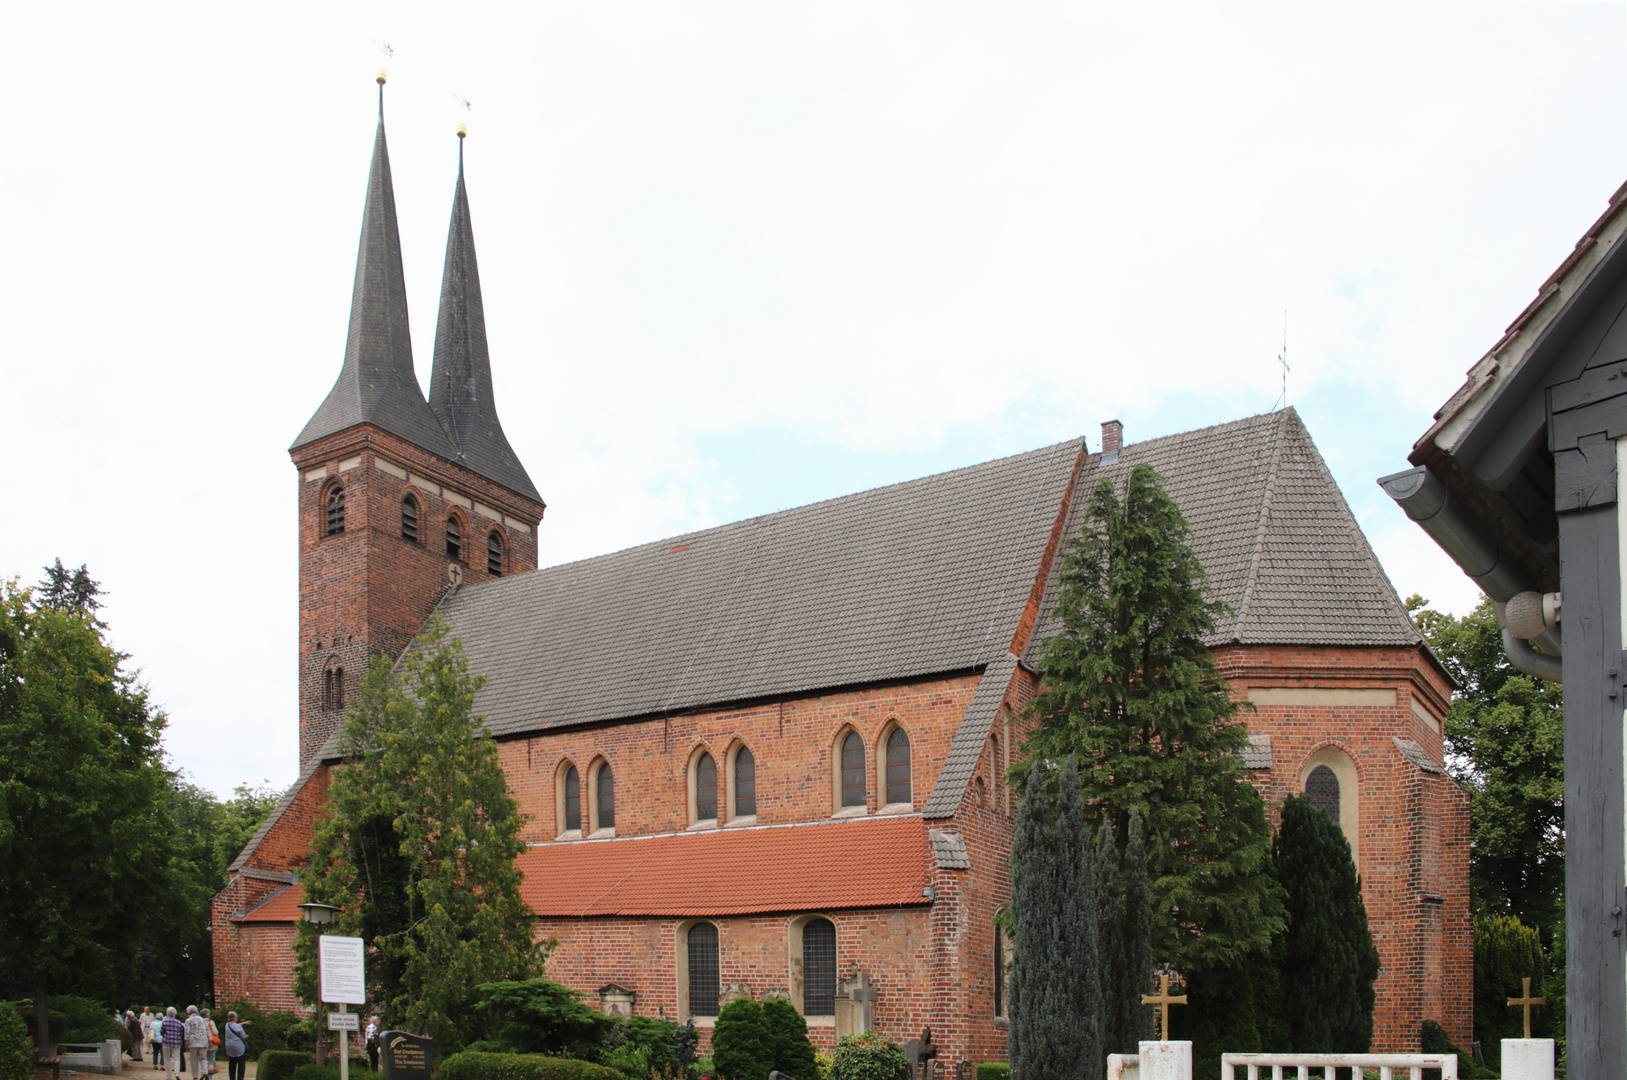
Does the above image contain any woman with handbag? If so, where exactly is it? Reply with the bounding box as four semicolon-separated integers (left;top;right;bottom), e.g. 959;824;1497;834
201;1010;220;1076
221;1013;249;1080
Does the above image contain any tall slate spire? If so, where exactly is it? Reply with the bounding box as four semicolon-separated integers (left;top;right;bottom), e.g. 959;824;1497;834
427;135;541;501
293;83;456;458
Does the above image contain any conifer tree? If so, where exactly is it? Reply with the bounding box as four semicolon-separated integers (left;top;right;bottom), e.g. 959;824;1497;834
1009;759;1102;1080
1094;821;1126;1059
1274;795;1379;1052
1023;465;1283;973
1116;810;1155;1050
298;616;542;1046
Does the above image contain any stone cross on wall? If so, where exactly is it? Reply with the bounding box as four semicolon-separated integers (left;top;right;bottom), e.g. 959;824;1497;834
834;972;877;1038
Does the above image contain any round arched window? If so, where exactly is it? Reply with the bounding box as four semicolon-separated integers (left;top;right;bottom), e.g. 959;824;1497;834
446;517;463;561
401;494;419;542
1306;764;1340;823
325;485;345;536
487;530;504;576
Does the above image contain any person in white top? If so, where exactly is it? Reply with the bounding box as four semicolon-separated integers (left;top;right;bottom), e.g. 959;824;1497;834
182;1007;209;1080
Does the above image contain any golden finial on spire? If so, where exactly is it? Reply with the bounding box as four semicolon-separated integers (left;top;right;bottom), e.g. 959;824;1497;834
457;124;467;139
376;69;388;85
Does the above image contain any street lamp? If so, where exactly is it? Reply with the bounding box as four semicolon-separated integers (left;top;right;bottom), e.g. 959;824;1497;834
299;904;343;1068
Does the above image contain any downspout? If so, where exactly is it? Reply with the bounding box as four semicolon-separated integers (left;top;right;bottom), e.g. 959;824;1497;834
1379;465;1563;683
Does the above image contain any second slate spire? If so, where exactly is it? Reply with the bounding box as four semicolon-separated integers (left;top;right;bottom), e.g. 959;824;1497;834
428;132;541;502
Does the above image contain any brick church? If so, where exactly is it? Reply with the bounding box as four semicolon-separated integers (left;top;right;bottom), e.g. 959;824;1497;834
212;100;1472;1064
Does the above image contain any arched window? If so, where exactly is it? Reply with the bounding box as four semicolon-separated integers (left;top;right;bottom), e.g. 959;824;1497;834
325;485;345;536
686;922;720;1017
323;658;345;710
1307;764;1341;823
446;517;463;561
487;530;504;576
595;762;615;830
401;494;419;542
695;752;717;822
801;918;836;1016
884;727;911;806
733;746;757;818
563;766;581;833
840;731;866;808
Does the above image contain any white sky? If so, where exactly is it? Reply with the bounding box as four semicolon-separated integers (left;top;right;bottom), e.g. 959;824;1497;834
2;2;1623;798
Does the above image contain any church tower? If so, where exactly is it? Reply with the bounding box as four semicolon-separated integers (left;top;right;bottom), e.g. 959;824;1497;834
289;87;544;769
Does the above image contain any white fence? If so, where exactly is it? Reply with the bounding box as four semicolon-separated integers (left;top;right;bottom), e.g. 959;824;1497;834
1221;1053;1458;1079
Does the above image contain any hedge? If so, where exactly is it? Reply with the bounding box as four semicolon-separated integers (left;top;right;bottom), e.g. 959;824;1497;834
292;1061;372;1080
974;1066;1009;1080
439;1052;625;1080
0;1007;31;1080
258;1049;316;1080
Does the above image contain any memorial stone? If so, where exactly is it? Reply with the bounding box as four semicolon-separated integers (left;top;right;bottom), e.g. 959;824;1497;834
834;971;877;1038
379;1031;433;1080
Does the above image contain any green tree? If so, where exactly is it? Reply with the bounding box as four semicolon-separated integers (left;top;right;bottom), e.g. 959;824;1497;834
1021;465;1283;975
1108;811;1154;1054
469;979;607;1058
0;1005;31;1080
297;616;543;1047
1273;795;1379;1053
1473;915;1548;1071
34;561;105;621
1008;759;1101;1080
760;997;818;1080
1407;596;1564;931
711;998;772;1080
0;578;169;1048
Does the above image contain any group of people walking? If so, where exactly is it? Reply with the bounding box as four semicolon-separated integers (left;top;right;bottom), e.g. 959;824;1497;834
122;1006;250;1080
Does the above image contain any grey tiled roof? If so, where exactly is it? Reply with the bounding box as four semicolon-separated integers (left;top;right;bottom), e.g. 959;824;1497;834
427;157;541;503
929;829;971;870
1025;408;1420;664
330;438;1082;750
1393;736;1444;774
292;114;458;460
922;652;1019;819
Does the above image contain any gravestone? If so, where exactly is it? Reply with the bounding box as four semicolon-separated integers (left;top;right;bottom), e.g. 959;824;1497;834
379;1031;433;1080
598;984;636;1020
721;982;752;1006
903;1040;919;1080
834;971;877;1037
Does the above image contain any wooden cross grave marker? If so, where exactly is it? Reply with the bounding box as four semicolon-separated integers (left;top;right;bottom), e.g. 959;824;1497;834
1507;976;1547;1039
1140;974;1188;1041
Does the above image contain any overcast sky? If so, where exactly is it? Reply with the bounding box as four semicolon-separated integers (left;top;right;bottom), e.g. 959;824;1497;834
3;2;1624;798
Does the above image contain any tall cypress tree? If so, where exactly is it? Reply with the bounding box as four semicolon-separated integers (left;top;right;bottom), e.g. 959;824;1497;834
1275;795;1380;1052
1054;758;1102;1080
1117;810;1155;1049
1094;821;1126;1060
1023;465;1283;974
1008;765;1051;1080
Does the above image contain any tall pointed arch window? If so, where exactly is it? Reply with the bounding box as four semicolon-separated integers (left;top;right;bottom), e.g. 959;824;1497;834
1307;765;1341;823
884;727;911;806
446;516;463;561
563;766;581;833
695;752;718;822
686;922;720;1017
802;918;836;1016
324;485;345;536
487;530;504;576
733;746;756;818
840;732;866;808
594;762;615;830
401;494;419;542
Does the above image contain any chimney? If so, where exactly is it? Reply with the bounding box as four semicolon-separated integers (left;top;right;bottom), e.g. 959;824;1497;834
1101;419;1123;464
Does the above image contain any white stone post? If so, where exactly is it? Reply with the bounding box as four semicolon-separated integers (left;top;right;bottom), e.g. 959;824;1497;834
1500;1039;1555;1080
1136;1041;1191;1080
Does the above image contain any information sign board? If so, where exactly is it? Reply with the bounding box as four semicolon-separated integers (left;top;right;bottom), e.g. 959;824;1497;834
380;1031;433;1080
327;1013;360;1032
319;935;367;1004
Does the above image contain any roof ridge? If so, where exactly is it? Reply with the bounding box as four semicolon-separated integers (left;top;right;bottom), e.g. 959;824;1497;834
1229;409;1290;641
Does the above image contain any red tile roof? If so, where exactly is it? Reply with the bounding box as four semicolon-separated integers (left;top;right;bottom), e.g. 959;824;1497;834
518;816;933;918
235;883;304;923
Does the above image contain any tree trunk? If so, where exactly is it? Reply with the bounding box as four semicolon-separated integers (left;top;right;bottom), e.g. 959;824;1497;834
35;972;50;1059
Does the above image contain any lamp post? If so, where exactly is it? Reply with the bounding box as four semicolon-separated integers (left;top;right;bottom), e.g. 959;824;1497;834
299;904;351;1080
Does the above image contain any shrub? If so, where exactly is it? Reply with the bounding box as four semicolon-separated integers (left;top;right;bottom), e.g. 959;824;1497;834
291;1061;373;1080
1419;1021;1493;1080
0;1007;32;1080
471;980;611;1060
258;1048;316;1080
694;1056;714;1080
828;1033;907;1080
7;997;126;1048
438;1051;625;1080
710;999;771;1080
608;1016;687;1077
973;1066;1008;1080
760;999;817;1080
602;1043;652;1080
